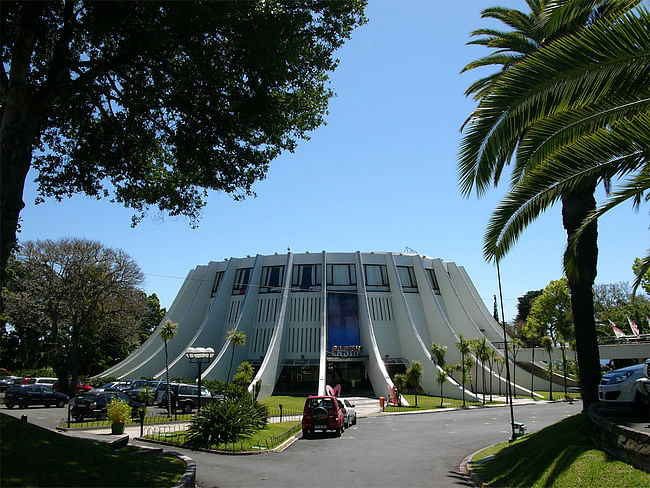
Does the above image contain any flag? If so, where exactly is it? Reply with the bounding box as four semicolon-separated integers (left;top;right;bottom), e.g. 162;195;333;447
627;317;640;336
609;320;625;338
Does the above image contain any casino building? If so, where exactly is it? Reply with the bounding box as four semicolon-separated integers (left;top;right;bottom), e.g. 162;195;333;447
99;251;547;401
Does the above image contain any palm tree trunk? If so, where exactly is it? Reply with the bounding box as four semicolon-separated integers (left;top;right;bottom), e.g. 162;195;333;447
561;345;568;399
548;350;553;401
164;340;171;416
562;186;600;410
227;345;235;386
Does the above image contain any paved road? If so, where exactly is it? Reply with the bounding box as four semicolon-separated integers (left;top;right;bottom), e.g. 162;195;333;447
152;401;581;488
1;395;582;488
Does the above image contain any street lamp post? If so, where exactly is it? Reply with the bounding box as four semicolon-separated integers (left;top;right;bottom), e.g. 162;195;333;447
186;347;215;413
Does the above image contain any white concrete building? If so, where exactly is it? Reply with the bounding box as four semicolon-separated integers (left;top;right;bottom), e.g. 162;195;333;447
98;251;547;400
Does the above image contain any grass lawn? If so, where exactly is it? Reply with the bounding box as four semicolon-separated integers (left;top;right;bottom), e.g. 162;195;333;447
384;393;494;412
260;395;306;411
0;414;186;487
145;420;301;452
470;413;650;487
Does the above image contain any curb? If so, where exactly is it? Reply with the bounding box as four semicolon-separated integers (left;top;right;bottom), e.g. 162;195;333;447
168;451;196;488
460;447;491;488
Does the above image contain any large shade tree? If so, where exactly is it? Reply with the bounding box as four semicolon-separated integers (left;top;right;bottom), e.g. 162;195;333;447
459;0;646;409
0;0;367;295
3;238;146;395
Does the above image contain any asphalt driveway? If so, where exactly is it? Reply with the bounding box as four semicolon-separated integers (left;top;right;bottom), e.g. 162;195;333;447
158;401;581;488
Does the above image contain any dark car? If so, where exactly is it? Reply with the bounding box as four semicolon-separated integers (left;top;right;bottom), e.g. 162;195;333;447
70;391;144;421
0;376;22;392
155;382;217;414
128;380;162;405
301;395;345;438
5;384;69;409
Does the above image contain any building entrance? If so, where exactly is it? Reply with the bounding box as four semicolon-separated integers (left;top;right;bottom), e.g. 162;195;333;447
326;359;373;396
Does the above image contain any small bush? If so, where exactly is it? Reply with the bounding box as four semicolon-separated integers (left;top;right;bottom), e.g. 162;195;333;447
185;395;268;449
106;398;132;424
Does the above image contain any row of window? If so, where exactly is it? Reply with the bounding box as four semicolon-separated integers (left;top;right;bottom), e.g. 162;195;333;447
211;264;442;297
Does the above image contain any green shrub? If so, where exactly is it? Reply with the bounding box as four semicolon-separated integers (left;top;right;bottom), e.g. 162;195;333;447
185;395;268;449
106;398;132;424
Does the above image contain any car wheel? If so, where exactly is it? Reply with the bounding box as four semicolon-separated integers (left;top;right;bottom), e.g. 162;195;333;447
6;403;14;409
44;403;51;408
353;414;357;425
19;403;28;409
57;399;65;408
183;402;192;414
302;429;310;439
336;425;342;437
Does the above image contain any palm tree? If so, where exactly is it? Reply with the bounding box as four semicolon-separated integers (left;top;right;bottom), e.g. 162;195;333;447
477;338;491;405
430;342;447;368
159;320;178;416
225;329;246;386
233;360;255;386
406;360;424;407
435;370;448;408
456;335;473;408
459;0;645;410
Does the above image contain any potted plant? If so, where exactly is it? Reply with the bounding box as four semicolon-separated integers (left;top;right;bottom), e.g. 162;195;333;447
106;398;132;435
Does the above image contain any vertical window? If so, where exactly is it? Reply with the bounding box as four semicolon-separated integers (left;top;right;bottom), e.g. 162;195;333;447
260;266;284;293
292;264;322;290
211;271;224;297
426;268;441;295
232;268;252;295
327;264;357;286
397;266;418;293
364;264;389;291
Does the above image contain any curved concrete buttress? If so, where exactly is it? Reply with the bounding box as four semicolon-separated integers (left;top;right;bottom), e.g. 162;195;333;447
201;255;262;381
248;253;294;400
356;252;398;403
95;266;205;379
125;264;213;379
393;255;478;401
156;260;233;380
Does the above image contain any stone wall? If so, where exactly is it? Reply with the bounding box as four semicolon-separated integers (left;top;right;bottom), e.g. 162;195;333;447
585;403;650;473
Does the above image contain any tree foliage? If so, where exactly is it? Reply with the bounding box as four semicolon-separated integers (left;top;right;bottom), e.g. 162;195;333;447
3;238;146;394
525;278;574;346
0;0;367;289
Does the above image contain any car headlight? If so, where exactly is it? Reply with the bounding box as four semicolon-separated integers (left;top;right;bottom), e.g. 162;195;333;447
611;371;633;384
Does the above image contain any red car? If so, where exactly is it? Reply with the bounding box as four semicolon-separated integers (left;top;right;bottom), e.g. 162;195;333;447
53;379;93;395
302;395;345;438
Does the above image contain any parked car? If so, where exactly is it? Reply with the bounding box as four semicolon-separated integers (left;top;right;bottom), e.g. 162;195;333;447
155;382;216;413
302;395;345;438
53;379;93;395
338;397;357;427
634;359;650;411
598;362;647;405
25;377;57;386
70;391;144;421
5;384;69;409
128;380;162;405
0;376;22;392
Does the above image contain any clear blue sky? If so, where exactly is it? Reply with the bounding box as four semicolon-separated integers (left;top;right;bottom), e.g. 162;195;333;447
17;0;648;322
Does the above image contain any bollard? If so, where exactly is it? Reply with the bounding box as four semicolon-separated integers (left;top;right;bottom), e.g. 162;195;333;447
279;404;283;423
20;415;27;422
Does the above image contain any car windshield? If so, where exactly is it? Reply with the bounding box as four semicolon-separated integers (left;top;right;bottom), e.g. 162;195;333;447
307;397;334;410
100;382;115;389
77;393;96;401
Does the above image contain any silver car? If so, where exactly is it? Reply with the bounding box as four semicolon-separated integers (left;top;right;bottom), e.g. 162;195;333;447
598;363;646;404
338;398;357;427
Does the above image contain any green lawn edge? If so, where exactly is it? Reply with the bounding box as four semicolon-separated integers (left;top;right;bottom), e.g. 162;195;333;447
469;413;649;487
0;413;186;487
